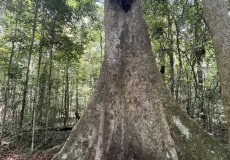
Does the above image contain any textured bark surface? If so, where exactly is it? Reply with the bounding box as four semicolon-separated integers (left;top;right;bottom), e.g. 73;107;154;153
52;0;230;159
53;1;178;159
202;0;230;142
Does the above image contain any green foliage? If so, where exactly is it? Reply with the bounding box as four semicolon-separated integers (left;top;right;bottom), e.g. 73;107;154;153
43;0;72;21
54;36;84;64
142;0;222;131
0;0;102;132
0;0;224;141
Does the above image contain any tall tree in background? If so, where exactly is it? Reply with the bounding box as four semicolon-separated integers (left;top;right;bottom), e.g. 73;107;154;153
53;0;230;159
0;0;23;144
202;0;230;142
19;0;38;128
0;0;100;147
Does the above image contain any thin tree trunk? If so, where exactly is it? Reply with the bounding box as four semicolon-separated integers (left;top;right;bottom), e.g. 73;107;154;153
185;52;198;118
11;81;17;130
64;66;69;127
159;43;166;81
31;4;45;152
0;78;7;145
100;28;103;64
173;18;182;102
45;17;56;140
60;79;64;125
19;1;38;128
194;0;206;129
168;14;174;96
197;58;205;127
31;103;36;153
186;70;192;116
36;10;45;124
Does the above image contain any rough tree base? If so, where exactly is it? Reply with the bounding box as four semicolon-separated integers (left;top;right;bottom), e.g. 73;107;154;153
53;0;230;159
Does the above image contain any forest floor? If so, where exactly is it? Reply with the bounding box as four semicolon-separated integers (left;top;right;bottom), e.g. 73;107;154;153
0;147;53;160
0;124;228;159
0;130;70;160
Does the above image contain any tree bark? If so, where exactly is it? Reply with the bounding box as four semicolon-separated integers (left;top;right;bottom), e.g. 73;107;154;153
19;0;38;129
173;17;182;103
64;66;69;127
202;0;230;142
168;14;174;97
45;17;56;140
53;0;230;159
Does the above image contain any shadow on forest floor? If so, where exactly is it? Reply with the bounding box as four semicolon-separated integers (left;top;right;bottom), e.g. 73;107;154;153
0;123;229;159
0;130;70;160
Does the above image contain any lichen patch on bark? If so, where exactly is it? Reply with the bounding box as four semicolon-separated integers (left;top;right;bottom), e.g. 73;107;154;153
61;154;67;160
173;116;191;140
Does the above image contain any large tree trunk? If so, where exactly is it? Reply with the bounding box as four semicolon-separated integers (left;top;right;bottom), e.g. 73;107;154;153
202;0;230;142
53;0;230;159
